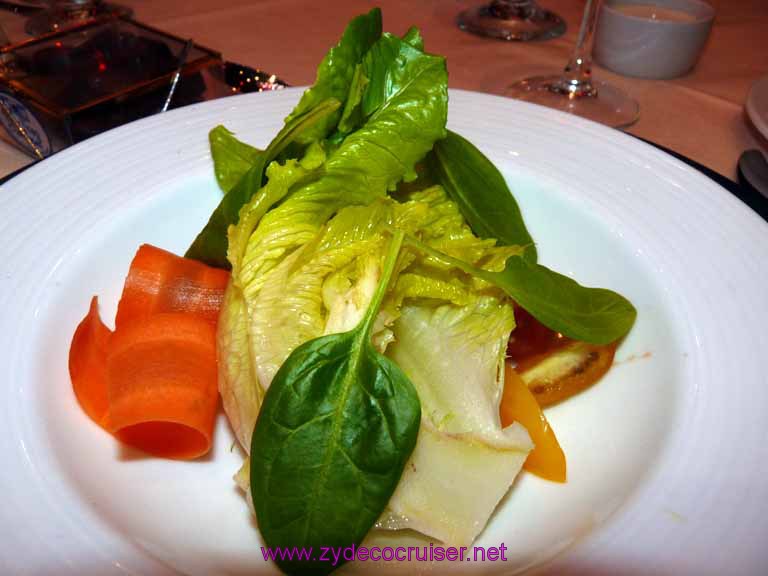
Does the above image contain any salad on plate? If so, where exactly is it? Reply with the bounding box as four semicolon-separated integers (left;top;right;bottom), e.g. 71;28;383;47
68;8;636;575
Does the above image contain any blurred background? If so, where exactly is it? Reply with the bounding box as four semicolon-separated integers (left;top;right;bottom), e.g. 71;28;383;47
0;0;765;183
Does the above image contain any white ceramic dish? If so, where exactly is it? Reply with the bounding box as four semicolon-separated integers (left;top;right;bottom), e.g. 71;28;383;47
746;73;768;141
1;89;767;575
594;0;715;80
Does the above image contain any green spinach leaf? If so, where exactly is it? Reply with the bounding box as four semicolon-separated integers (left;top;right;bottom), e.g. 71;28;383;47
250;231;420;576
427;130;537;261
209;126;263;193
285;8;382;144
186;99;340;268
407;236;636;345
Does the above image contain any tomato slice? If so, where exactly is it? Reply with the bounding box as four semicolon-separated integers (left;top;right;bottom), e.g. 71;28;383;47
507;307;619;408
520;341;618;408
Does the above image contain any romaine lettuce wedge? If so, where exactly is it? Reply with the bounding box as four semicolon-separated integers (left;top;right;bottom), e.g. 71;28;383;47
209;10;636;566
221;181;533;547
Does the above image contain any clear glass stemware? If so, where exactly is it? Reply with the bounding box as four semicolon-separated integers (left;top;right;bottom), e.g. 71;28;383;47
457;0;566;42
506;0;639;128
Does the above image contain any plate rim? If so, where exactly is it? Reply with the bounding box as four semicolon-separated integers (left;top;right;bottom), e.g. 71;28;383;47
2;87;768;576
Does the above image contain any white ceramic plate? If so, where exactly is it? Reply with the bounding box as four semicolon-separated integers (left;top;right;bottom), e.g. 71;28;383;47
746;74;768;140
1;89;767;576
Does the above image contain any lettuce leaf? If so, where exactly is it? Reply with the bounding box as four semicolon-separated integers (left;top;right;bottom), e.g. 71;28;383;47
230;142;327;285
378;422;530;546
378;298;533;546
401;26;424;51
336;63;368;134
337;27;426;136
285;7;382;143
336;33;447;189
217;283;262;451
247;228;388;391
209;126;263;193
221;201;398;449
232;33;448;298
186;99;340;268
387;298;516;438
189;6;382;267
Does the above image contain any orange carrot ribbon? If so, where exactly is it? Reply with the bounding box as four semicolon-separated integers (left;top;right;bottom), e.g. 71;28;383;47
69;244;229;460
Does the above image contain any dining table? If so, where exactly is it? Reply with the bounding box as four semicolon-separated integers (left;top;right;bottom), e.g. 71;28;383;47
3;3;768;575
0;0;765;183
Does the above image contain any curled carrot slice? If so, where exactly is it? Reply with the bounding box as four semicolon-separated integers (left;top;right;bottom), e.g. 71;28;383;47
106;313;219;460
69;244;230;460
115;244;230;329
69;296;112;429
500;362;566;483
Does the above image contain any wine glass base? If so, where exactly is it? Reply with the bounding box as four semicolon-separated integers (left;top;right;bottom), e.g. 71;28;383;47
458;4;566;41
507;75;640;128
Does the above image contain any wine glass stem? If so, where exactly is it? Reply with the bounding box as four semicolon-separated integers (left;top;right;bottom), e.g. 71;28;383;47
559;0;601;97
